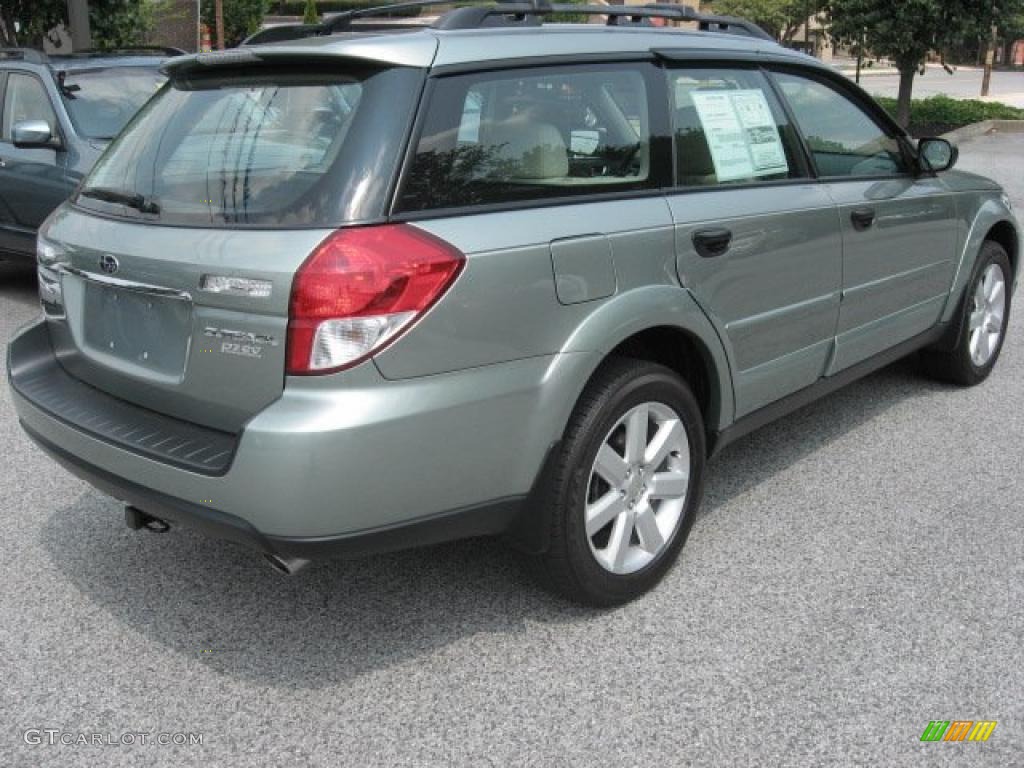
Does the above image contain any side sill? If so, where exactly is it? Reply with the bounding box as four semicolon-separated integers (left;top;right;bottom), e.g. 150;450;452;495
708;323;947;456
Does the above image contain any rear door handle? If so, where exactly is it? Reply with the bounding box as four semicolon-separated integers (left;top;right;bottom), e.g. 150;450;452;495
692;228;733;258
851;207;876;231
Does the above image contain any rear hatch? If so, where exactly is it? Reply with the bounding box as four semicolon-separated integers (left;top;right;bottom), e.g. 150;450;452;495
39;56;424;433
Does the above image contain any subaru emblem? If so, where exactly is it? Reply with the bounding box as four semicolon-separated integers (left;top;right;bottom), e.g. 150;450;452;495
99;254;119;275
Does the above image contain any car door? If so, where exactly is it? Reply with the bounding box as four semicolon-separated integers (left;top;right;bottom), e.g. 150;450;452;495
0;69;74;258
664;66;843;418
773;70;958;373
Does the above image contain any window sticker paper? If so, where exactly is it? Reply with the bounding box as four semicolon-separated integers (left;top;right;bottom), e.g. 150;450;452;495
691;89;789;182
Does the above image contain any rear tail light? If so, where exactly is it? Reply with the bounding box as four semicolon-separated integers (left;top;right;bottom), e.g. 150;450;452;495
287;224;465;375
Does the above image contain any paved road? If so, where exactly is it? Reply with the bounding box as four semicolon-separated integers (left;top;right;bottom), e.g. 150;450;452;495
2;136;1022;767
852;67;1024;108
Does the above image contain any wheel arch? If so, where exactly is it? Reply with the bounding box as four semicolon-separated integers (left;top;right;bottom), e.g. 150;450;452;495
985;219;1019;278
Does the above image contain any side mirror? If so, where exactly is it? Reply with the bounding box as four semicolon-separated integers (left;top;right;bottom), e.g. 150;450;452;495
918;137;958;173
12;120;57;149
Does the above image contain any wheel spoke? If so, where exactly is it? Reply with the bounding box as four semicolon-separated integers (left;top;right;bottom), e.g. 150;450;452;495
987;277;1004;306
634;504;664;554
970;327;981;359
594;444;628;487
978;328;993;362
624;406;648;464
974;279;987;309
969;310;985;332
644;419;685;469
606;511;634;572
586;491;626;536
649;471;689;500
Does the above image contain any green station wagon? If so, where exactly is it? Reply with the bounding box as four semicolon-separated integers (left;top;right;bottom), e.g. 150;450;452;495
7;2;1019;605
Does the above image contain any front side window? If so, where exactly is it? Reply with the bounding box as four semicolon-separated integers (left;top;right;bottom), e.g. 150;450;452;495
76;64;422;228
670;68;806;187
2;73;57;139
398;64;657;212
57;66;167;140
773;72;908;178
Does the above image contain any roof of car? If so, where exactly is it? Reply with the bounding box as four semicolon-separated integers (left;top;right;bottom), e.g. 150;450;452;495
48;55;173;71
166;25;821;77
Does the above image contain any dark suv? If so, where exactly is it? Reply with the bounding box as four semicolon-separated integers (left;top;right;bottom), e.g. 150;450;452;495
0;47;176;263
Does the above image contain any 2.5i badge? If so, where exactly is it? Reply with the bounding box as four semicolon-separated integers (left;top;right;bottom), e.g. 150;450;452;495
203;327;279;360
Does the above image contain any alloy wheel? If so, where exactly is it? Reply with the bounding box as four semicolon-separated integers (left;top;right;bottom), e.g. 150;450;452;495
585;402;691;575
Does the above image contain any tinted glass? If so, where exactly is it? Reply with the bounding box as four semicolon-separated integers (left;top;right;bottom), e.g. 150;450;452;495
399;64;658;212
2;73;57;138
774;72;908;177
76;65;422;228
58;67;166;139
670;68;806;187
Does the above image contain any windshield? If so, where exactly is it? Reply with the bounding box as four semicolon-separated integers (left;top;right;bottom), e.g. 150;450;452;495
76;64;422;228
58;66;166;140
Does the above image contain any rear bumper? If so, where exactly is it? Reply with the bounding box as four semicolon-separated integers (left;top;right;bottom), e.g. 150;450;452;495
9;320;590;555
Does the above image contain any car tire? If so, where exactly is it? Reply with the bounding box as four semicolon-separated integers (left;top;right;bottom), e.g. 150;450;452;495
921;241;1012;386
535;358;706;606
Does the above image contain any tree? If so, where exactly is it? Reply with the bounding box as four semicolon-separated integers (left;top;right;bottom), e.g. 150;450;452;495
0;0;67;47
712;0;827;42
201;0;269;48
90;0;160;49
828;0;996;128
302;0;319;25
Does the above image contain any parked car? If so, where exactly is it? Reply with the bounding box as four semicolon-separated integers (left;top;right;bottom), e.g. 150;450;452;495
7;4;1018;605
0;47;177;263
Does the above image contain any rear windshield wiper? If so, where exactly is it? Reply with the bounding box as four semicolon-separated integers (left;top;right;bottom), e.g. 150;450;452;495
79;187;160;215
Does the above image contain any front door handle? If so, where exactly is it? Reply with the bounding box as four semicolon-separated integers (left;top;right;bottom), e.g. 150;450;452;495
692;228;733;258
851;207;876;231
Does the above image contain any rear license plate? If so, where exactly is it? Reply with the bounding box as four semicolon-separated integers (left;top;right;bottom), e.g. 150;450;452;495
83;283;192;376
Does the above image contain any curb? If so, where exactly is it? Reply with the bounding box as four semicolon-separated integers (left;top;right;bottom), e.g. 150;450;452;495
942;119;1024;143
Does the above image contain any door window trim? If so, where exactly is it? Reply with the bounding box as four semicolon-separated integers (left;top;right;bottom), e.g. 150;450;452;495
389;59;674;219
662;61;815;192
764;64;919;183
0;68;64;148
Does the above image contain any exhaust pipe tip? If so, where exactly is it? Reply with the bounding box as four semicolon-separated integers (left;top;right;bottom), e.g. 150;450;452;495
263;553;311;576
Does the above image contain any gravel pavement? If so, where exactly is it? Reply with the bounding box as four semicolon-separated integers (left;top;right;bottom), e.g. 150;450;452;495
1;134;1022;767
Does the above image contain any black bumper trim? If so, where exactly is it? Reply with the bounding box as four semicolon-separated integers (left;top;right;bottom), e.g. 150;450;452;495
8;322;238;476
23;423;525;561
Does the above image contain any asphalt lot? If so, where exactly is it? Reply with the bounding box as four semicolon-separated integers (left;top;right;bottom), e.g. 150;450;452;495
1;134;1022;767
855;67;1024;109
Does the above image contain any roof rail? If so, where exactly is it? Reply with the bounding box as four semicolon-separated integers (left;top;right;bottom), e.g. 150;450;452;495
52;46;186;57
322;0;773;40
0;48;48;64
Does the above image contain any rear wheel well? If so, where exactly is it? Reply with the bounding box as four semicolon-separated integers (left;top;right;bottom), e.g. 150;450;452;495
986;221;1019;277
605;327;719;432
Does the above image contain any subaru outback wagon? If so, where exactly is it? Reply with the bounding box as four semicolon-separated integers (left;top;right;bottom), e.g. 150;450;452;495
7;3;1019;605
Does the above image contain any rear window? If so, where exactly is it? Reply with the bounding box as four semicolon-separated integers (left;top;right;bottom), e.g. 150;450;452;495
76;64;422;228
58;66;166;140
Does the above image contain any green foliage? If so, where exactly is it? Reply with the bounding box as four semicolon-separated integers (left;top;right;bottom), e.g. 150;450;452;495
90;0;161;49
875;94;1024;126
828;0;1002;71
302;0;320;24
202;0;271;47
711;0;826;42
0;0;67;47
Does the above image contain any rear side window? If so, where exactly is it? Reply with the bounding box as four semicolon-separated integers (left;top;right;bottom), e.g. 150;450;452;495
773;72;909;178
76;64;422;228
398;63;660;213
669;68;806;187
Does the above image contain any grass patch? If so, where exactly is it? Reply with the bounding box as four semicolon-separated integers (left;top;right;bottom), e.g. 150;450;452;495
873;94;1024;136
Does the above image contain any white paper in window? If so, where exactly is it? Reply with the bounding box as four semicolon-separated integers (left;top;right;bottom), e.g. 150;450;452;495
691;89;789;182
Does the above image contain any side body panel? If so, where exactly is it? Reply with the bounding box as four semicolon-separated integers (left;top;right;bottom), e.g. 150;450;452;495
825;177;958;373
667;184;843;417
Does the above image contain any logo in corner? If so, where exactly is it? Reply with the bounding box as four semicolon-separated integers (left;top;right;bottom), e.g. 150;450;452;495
99;254;119;275
920;720;997;742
